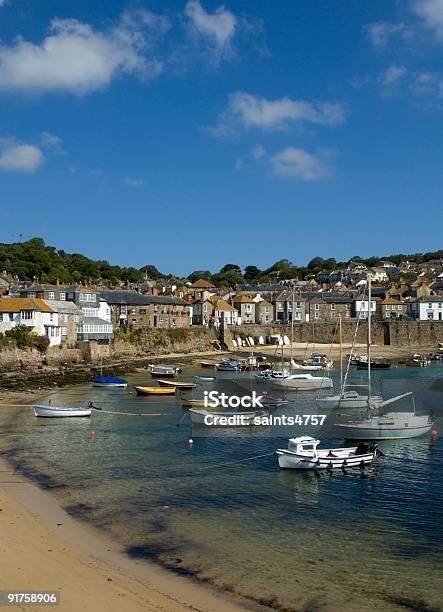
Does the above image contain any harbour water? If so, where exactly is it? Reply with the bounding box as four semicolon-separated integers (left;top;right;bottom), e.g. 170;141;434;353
1;363;443;611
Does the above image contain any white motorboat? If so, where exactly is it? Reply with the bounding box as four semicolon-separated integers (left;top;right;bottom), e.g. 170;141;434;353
303;353;333;369
34;405;92;418
189;408;265;426
272;374;333;390
290;359;323;372
276;436;376;470
149;364;181;378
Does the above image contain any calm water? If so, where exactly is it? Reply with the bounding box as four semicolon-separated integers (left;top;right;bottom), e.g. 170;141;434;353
2;363;443;612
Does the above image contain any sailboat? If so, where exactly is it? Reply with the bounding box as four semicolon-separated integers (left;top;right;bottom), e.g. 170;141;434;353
272;288;333;391
318;315;382;409
336;274;433;440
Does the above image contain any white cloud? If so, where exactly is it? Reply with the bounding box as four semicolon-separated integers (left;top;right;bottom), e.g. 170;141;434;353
366;22;408;50
269;147;330;181
234;158;243;170
184;0;236;62
379;64;408;95
209;92;346;137
0;11;165;95
410;70;443;97
413;0;443;41
0;139;44;172
123;176;144;187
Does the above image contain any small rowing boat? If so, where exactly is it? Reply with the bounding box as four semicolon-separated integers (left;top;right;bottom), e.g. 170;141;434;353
157;379;195;389
91;376;128;388
276;436;377;470
192;375;215;383
135;386;176;396
34;405;92;418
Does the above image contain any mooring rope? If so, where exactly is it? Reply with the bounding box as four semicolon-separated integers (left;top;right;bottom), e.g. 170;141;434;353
197;451;275;471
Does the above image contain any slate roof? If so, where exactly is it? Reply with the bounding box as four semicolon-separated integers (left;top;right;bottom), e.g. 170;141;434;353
100;290;188;306
43;300;83;314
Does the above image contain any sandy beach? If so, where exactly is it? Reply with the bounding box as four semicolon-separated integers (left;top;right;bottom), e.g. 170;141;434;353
0;395;258;612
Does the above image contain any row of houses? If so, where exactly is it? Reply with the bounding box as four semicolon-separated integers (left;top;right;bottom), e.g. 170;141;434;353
1;277;442;349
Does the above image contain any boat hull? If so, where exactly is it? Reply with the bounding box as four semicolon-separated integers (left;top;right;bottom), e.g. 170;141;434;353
34;405;91;417
135;386;176;395
91;376;128;388
338;423;433;440
317;395;383;409
273;377;333;390
157;379;195;389
277;449;374;470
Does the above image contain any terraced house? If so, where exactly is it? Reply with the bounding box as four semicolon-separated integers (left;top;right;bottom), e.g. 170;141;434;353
305;294;353;322
101;290;190;329
0;298;61;346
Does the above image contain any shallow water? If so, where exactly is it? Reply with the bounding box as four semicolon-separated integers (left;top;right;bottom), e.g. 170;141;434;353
2;363;443;611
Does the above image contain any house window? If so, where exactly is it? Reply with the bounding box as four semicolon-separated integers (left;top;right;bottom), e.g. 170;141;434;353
315;311;320;319
79;293;96;302
21;310;33;320
386;304;391;310
48;292;55;300
28;291;36;298
62;327;67;336
59;292;66;301
83;308;98;317
315;304;319;310
346;303;350;310
428;303;432;309
49;313;54;322
331;304;335;310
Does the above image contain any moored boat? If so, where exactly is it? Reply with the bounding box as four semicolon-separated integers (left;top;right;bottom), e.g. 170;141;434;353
157;379;195;389
91;376;128;388
272;373;333;390
201;361;217;368
135;386;176;395
34;405;92;417
216;361;241;371
318;389;383;409
192;375;215;383
276;436;376;470
149;364;181;378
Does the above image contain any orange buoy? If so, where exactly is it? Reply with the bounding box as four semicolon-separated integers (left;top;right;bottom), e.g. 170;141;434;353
90;431;96;438
188;438;194;446
431;430;438;440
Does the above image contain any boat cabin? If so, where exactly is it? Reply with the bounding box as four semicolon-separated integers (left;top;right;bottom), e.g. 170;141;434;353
288;436;320;454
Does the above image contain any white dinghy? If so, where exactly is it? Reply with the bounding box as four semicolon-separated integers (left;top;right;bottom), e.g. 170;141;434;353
276;436;377;470
34;405;92;418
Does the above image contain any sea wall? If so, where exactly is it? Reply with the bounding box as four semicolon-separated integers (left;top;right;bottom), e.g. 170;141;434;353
229;321;443;348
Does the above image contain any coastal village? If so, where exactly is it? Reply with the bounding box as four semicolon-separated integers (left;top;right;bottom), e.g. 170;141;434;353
1;257;443;349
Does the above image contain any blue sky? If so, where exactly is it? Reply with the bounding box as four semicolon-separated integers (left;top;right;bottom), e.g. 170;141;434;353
1;0;442;275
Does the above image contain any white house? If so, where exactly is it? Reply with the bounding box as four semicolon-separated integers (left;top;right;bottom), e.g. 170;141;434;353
0;298;61;346
409;298;443;321
353;296;377;319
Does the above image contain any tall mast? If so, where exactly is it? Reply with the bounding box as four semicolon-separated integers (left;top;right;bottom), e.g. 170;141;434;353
339;314;343;394
367;273;372;399
290;285;295;366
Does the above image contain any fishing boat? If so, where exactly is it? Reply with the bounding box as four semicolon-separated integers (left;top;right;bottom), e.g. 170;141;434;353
91;376;128;388
189;408;265;426
192;375;215;383
336;273;433;440
276;436;376;470
34;405;92;418
272;373;333;390
216;361;241;371
157;379;195;389
149;364;181;378
135;386;176;395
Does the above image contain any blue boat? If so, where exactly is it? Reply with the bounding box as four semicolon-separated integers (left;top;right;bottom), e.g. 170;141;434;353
91;376;128;388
